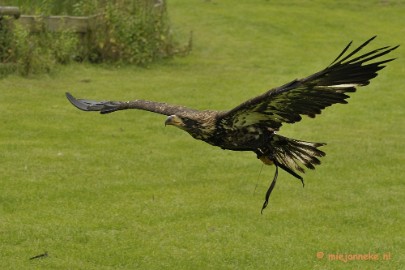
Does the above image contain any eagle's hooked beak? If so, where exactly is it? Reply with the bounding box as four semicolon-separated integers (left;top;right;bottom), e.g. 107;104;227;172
165;115;184;127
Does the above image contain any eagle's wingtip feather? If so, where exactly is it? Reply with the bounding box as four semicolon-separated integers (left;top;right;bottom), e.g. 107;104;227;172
66;92;92;111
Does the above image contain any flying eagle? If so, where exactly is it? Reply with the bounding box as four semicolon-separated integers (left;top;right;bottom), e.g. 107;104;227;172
66;36;398;212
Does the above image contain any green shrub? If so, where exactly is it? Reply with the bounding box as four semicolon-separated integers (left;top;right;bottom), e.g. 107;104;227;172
0;17;16;76
0;19;79;76
81;0;190;65
0;0;191;76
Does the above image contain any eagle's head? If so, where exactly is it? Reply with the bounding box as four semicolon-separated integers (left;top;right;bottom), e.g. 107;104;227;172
165;115;187;128
165;114;216;140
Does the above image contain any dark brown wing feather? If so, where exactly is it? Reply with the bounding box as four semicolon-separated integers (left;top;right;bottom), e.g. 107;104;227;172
66;92;197;116
218;36;398;130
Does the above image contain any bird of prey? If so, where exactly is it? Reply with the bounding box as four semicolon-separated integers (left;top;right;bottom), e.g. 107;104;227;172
66;36;398;212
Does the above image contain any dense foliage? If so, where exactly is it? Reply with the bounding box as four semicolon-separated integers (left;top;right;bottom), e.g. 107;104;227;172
0;0;190;76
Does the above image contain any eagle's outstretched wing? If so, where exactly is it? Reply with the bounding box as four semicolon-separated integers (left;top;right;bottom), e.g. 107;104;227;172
218;36;398;130
66;92;197;116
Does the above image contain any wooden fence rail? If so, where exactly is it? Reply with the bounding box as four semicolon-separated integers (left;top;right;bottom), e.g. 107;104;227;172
0;6;20;18
0;6;102;33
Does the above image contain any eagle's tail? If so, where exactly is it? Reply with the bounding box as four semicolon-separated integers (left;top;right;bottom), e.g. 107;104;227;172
270;134;326;179
260;134;325;213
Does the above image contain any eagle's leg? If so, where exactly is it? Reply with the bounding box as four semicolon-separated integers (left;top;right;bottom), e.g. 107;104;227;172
257;149;280;213
274;161;305;188
261;165;278;214
256;150;305;187
257;149;305;213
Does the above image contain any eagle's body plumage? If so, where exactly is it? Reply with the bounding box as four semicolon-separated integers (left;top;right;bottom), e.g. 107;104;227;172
66;37;398;212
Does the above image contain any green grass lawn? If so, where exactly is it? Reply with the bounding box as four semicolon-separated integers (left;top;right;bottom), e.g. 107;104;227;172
1;0;404;269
